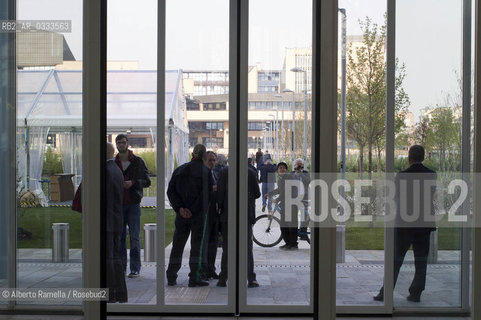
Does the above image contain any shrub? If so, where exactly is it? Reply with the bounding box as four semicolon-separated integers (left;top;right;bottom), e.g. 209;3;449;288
42;147;63;176
137;151;156;175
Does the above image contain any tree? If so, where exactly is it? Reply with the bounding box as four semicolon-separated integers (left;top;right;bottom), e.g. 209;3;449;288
425;107;460;172
412;116;430;146
346;17;409;178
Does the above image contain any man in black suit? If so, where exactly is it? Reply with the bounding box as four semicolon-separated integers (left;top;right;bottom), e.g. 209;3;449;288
374;145;437;303
166;144;214;287
216;160;261;288
106;142;127;303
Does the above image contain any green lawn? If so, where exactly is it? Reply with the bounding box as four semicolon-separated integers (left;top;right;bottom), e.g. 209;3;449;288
17;206;175;249
345;226;461;250
17;206;464;251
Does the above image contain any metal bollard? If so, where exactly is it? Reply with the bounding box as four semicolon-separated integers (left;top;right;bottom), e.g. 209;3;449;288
428;229;438;264
52;223;69;262
336;224;346;263
144;223;157;262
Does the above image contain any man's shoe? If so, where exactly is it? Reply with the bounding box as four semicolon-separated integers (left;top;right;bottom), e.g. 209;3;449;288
299;235;310;241
210;272;219;280
167;279;177;286
188;279;209;287
279;244;290;250
217;279;227;287
128;271;139;278
373;292;384;302
287;245;298;250
248;280;259;288
406;294;420;302
262;204;266;212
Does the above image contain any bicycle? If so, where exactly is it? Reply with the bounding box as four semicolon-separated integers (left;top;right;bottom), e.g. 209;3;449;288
253;200;311;247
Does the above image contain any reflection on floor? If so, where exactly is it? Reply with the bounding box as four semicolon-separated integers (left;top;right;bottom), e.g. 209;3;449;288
8;246;463;308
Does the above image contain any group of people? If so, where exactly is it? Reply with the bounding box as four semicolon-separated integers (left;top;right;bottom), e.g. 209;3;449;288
254;148;311;250
254;145;437;303
100;139;435;303
166;144;260;288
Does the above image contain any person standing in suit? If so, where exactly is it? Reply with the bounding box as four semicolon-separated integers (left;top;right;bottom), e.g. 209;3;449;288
166;144;214;287
106;142;127;303
374;145;437;303
216;160;261;288
201;151;220;280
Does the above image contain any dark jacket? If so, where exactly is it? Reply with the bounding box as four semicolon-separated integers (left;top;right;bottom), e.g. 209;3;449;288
216;166;261;225
106;159;124;232
259;163;277;183
217;166;229;223
394;162;437;231
247;166;261;224
255;151;263;164
291;170;311;201
115;150;151;204
213;164;225;177
167;159;214;217
268;173;289;210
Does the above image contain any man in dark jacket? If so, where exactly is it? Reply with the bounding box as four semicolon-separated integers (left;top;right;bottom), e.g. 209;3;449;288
216;160;261;288
374;145;437;303
115;134;151;278
266;161;300;249
255;148;263;166
106;142;127;303
166;144;214;287
292;158;311;241
259;159;277;212
201;151;219;280
255;148;263;180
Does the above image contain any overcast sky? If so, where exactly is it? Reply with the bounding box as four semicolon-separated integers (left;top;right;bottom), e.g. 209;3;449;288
18;0;467;120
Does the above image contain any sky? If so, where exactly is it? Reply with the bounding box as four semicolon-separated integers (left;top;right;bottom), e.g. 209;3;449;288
18;0;467;121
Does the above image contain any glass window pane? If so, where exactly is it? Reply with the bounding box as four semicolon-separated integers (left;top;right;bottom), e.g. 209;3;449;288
107;0;158;305
164;0;229;306
247;0;312;307
16;0;83;306
395;0;463;308
336;0;386;307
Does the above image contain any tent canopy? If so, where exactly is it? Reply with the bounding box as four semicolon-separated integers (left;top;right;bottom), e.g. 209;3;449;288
17;69;188;134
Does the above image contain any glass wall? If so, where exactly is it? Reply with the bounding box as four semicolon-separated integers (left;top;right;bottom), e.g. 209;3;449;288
163;0;229;306
106;0;158;305
336;0;387;307
395;0;464;308
15;0;83;306
1;0;477;316
247;0;313;310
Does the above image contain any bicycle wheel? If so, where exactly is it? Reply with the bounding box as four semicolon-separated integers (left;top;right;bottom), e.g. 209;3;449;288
253;214;282;247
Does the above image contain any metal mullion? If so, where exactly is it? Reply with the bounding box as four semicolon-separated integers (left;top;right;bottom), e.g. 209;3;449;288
312;0;337;318
82;0;107;318
6;0;16;311
228;0;240;314
157;0;166;311
472;0;481;317
384;0;395;314
461;0;472;312
234;0;248;314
